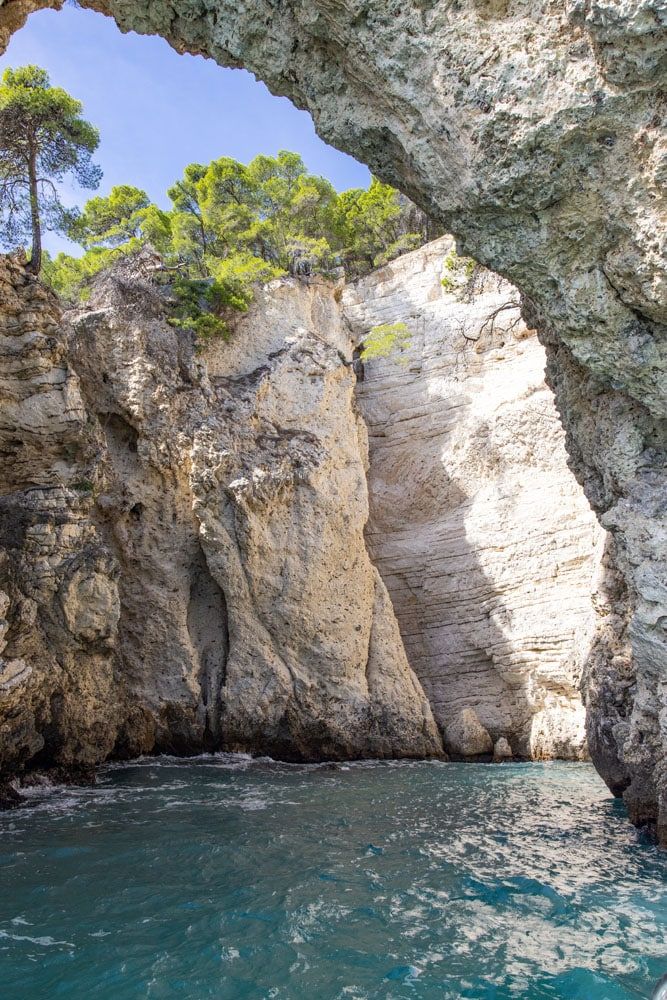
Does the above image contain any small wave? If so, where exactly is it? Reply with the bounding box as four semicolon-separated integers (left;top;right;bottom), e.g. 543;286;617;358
0;930;74;949
101;752;453;773
102;751;258;771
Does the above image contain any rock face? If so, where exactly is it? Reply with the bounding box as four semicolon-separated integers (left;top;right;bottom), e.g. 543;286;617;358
345;238;603;761
0;242;607;786
191;281;439;760
544;342;667;837
0;253;441;777
0;0;663;836
493;737;513;763
0;256;121;785
445;708;494;759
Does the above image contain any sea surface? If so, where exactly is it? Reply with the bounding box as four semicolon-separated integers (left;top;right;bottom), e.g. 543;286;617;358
0;758;666;999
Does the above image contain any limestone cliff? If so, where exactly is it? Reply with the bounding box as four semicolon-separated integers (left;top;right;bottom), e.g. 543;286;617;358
0;242;607;790
0;0;663;838
0;256;121;785
77;257;440;760
0;252;441;782
344;238;604;761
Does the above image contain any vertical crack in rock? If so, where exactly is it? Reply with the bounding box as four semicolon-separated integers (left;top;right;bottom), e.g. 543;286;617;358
66;257;225;757
187;544;229;749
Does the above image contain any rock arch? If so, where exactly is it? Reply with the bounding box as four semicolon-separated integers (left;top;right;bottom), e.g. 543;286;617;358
0;0;665;838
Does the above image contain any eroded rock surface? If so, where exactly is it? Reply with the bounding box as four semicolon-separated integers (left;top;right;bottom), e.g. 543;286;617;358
193;281;440;759
0;244;607;782
0;256;121;788
346;239;603;761
444;708;494;759
541;327;667;838
0;0;664;834
0;253;442;778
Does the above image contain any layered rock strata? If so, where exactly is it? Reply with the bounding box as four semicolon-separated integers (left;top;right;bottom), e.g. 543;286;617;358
345;238;604;760
0;256;121;788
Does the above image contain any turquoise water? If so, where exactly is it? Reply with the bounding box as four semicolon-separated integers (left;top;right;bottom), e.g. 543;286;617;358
1;759;666;999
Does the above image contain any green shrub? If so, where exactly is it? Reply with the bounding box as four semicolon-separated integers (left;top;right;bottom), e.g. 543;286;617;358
206;253;283;306
166;276;236;345
360;321;412;362
440;247;476;293
41;246;120;302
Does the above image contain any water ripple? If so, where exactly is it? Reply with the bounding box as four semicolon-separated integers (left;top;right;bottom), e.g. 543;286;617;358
0;759;665;998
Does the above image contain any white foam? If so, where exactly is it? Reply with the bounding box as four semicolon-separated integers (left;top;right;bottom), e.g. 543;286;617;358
0;930;74;949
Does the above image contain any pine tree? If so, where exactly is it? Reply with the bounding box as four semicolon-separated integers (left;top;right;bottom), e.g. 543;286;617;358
0;65;101;273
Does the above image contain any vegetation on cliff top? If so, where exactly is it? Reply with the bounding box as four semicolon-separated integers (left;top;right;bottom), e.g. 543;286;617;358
0;65;437;345
43;154;434;303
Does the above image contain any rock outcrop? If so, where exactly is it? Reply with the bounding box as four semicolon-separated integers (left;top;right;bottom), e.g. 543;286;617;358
0;255;121;789
190;280;439;760
345;238;603;760
493;737;513;763
0;0;663;837
0;252;442;779
444;708;494;759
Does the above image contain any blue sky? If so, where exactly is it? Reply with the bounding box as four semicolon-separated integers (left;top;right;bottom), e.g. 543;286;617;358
0;3;370;255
